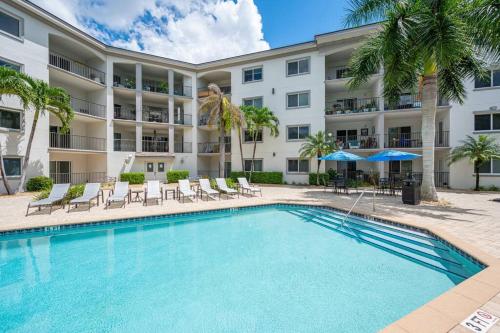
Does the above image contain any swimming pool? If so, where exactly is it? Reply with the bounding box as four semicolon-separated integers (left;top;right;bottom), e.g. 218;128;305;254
0;204;483;332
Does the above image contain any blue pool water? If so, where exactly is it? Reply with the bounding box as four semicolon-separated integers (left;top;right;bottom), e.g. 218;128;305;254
0;205;483;332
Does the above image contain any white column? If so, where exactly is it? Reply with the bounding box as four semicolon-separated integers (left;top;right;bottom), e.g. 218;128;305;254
135;63;142;152
168;69;175;154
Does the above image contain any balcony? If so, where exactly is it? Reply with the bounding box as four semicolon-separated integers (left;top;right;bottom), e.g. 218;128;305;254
198;114;212;126
70;96;106;118
335;135;380;149
49;52;105;85
142;139;169;153
114;139;136;152
384;94;450;111
50;172;107;185
113;74;136;89
325;97;380;115
197;86;231;98
198;142;231;154
114;105;136;121
49;133;106;151
143;79;168;94
143;106;168;123
384;131;449;148
174;84;192;98
174;113;192;125
174;142;193;153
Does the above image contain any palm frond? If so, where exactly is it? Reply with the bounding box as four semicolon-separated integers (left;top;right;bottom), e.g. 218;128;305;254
344;0;398;27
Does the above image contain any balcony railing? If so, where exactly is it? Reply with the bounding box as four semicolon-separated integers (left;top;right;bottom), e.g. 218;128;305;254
113;74;136;89
384;94;422;110
335;135;380;149
198;142;231;153
384;131;449;148
142;140;169;153
174;113;192;125
143;79;168;94
49;133;106;151
174;84;192;97
199;114;211;126
50;172;107;185
142;106;168;123
114;106;136;121
325;97;380;115
114;139;136;152
197;86;231;98
49;52;105;84
174;142;193;153
70;96;106;118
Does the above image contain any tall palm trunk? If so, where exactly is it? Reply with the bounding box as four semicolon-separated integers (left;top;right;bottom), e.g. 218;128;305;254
0;143;13;194
316;158;322;185
474;165;480;191
250;132;258;182
237;127;244;172
17;108;40;193
219;123;225;178
420;75;438;201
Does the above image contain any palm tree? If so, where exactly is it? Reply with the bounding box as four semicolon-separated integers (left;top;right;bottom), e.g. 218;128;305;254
299;131;336;185
345;0;500;201
231;106;246;172
199;83;241;177
242;106;279;182
0;66;73;192
449;135;500;190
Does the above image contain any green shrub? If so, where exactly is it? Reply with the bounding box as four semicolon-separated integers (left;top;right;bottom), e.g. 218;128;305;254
167;170;189;183
309;173;329;185
210;178;236;189
488;185;499;192
119;172;145;185
327;168;338;180
26;176;53;192
35;184;85;204
230;171;283;184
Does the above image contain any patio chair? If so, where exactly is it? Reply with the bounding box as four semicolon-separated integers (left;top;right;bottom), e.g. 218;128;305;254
199;178;220;200
106;181;129;208
178;179;197;203
237;177;262;196
334;177;348;194
67;183;101;212
144;180;163;206
26;183;70;216
215;178;239;199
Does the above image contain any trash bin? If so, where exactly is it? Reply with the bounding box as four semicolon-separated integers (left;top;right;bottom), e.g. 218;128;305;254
402;178;420;205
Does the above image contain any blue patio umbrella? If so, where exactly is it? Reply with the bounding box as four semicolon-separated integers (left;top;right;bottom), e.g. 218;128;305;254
319;150;365;161
366;150;421;162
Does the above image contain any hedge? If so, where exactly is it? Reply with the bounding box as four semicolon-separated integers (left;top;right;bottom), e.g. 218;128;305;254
36;184;84;203
26;176;53;192
209;178;236;189
230;171;283;184
308;173;329;185
119;172;145;184
167;170;189;183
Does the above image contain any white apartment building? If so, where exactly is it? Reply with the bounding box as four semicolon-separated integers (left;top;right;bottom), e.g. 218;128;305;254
1;0;499;193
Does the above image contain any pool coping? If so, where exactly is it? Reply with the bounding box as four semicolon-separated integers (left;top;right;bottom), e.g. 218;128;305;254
1;200;500;332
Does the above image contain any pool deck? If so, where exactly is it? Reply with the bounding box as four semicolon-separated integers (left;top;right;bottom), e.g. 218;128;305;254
1;184;500;333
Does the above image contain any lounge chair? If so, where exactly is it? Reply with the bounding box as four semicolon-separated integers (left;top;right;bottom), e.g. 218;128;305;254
106;181;129;208
237;177;262;196
215;178;239;198
144;180;163;206
26;183;70;216
67;183;101;212
178;179;197;203
199;178;220;200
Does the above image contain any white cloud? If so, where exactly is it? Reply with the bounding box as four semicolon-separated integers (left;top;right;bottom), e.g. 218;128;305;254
32;0;270;63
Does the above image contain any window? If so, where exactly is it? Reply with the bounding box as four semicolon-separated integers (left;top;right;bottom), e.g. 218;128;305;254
243;97;263;108
476;159;500;174
287;158;309;173
0;58;21;72
3;157;21;176
287;91;310;108
243;66;263;83
474;113;500;131
0;109;20;130
244;159;263;172
158;162;165;173
475;69;500;89
0;10;21;38
243;129;263;143
287;57;310;76
287;125;310;141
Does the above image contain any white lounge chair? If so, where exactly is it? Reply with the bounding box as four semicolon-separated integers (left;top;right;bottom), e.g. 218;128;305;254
237;177;262;196
215;178;239;198
199;178;220;200
68;183;101;212
178;179;197;203
26;183;70;215
144;180;163;206
106;181;129;208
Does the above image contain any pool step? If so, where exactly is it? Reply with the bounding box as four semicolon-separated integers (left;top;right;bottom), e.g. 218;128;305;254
289;209;470;279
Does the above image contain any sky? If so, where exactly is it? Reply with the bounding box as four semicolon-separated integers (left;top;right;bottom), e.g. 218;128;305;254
32;0;352;64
